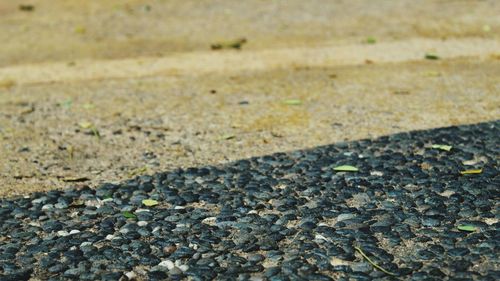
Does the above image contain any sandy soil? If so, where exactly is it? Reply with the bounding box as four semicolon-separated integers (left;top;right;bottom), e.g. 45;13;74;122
0;0;499;196
1;0;499;67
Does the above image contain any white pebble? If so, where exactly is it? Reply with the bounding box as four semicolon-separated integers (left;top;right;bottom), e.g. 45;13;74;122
178;264;189;272
158;260;175;270
137;221;148;227
275;184;287;190
41;204;54;211
32;197;46;204
57;230;69;237
69;230;80;235
125;271;136;280
85;200;101;208
201;217;217;226
80;242;92;247
314;234;329;242
119;228;129;234
105;234;115;240
337;213;355;222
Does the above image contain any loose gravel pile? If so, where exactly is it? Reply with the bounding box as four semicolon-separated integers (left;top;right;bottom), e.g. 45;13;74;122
1;121;499;281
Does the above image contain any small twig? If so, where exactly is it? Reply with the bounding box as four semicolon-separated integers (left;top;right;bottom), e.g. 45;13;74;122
354;246;397;276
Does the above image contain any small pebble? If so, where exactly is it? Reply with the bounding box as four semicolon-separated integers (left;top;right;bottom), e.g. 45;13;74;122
158;260;175;270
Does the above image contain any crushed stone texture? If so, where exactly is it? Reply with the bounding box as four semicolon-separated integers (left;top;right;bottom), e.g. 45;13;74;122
0;121;498;280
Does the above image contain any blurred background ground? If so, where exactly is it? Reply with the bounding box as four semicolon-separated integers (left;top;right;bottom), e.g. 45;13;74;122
0;0;499;196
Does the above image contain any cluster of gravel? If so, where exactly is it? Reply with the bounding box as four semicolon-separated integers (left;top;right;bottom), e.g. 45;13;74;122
1;121;498;280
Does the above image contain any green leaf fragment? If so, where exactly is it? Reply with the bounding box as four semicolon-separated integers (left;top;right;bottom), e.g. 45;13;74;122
101;195;113;202
431;144;452;151
333;165;359;172
283;99;302;105
365;37;377;44
61;99;73;109
123;211;137;219
425;53;440;60
460;169;482;175
457;224;477;232
142;199;159;207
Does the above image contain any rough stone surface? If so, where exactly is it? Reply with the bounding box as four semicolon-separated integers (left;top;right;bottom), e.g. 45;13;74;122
0;121;499;280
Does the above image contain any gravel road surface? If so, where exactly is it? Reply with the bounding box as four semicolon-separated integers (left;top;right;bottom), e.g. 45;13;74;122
1;121;498;280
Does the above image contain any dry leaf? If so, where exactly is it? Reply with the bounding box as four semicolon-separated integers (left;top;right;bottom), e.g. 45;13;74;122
79;122;94;129
425;53;440;60
220;134;236;140
431;144;452;151
62;176;89;182
422;71;441;77
330;257;350;266
333;165;359;172
283;99;302;105
0;79;16;89
142;199;159;207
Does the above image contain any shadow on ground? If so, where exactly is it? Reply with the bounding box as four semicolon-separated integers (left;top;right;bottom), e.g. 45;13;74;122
1;121;498;280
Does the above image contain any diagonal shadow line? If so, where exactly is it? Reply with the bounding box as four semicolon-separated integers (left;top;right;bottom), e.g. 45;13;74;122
0;120;498;279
